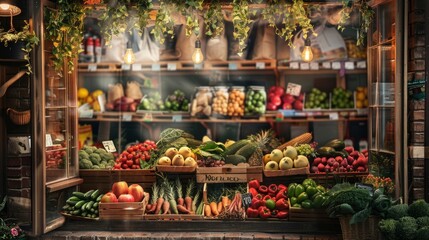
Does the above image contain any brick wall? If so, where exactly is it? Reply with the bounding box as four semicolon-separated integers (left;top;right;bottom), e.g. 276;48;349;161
408;0;426;201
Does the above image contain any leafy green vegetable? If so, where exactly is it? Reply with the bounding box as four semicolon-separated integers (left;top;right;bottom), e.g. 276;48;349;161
350;208;371;224
379;218;398;240
409;200;429;218
396;216;418;240
387;204;409;220
416;226;429;240
417;216;429;229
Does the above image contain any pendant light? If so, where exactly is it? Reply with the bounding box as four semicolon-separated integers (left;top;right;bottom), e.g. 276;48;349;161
301;37;313;62
0;0;21;17
123;39;135;65
192;39;204;64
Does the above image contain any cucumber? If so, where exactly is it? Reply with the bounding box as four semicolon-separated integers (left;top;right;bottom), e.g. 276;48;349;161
224;155;246;165
81;202;89;211
90;189;100;200
94;209;99;214
235;143;258;159
67;196;80;202
86;201;95;211
91;214;97;218
93;202;99;208
323;139;345;151
223;140;250;155
62;204;70;210
75;200;86;209
96;194;103;202
66;199;79;206
81;211;87;217
84;190;95;199
72;191;85;200
72;209;81;215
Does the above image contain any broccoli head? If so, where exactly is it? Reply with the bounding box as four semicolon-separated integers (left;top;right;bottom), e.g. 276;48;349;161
417;216;429;229
408;199;429;218
387;204;409;220
416;226;429;240
78;150;90;160
396;216;418;240
89;153;102;165
379;218;398;240
80;159;93;169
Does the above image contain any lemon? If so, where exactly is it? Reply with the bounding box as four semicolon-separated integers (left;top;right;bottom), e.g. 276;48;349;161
78;88;89;99
356;100;363;108
86;96;94;104
91;90;104;99
356;92;366;101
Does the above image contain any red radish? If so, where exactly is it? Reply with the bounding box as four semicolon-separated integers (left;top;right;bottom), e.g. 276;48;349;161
318;163;325;172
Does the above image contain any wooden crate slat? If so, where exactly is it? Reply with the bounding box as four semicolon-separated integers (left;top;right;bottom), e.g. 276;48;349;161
263;167;309;177
99;193;148;220
144;214;204;220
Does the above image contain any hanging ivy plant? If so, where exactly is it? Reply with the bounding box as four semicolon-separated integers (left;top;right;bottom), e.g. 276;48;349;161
337;0;352;32
182;0;203;37
291;0;314;40
0;21;39;74
134;0;153;34
99;0;130;45
356;0;374;46
45;0;86;74
151;1;178;44
203;0;224;37
232;0;253;56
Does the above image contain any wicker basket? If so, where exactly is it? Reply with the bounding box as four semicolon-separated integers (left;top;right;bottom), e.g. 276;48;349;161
7;108;30;125
339;215;382;240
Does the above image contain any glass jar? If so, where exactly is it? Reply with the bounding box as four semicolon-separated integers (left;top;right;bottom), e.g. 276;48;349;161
212;86;229;118
190;86;213;118
245;86;267;117
227;86;245;117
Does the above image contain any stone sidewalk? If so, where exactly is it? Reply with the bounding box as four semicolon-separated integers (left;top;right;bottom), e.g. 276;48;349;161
33;231;342;240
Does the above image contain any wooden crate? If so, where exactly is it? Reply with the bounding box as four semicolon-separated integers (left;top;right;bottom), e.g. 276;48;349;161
144;214;203;220
99;192;149;220
289;204;338;224
156;165;196;173
196;166;262;183
263;167;309;177
79;169;156;193
308;172;368;188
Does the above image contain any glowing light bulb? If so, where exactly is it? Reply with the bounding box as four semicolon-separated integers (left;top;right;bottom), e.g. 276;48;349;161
0;4;10;10
192;39;204;64
123;48;135;65
301;38;313;62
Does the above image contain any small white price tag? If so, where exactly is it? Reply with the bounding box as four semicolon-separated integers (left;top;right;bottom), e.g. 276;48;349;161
228;63;237;70
102;140;117;153
345;61;355;70
151;63;161;71
143;113;153;122
286;83;302;97
310;62;319;70
322;62;331;69
121;64;131;70
79;109;94;118
357;61;367;69
131;64;142;71
122;113;132;121
332;62;341;70
194;63;203;70
88;64;97;71
300;63;310;70
290;62;299;69
167;63;177;71
329;112;339;120
256;62;266;69
46;134;53;147
172;115;182;122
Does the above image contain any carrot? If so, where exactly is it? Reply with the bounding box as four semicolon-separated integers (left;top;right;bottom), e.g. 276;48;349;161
210;202;219;216
155;197;164;214
148;183;160;214
177;204;192;214
162;199;170;214
184;180;195;211
217;201;223;213
145;204;153;213
221;196;230;208
204;204;212;217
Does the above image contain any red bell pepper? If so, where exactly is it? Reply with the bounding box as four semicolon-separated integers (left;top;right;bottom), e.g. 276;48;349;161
248;179;260;190
278;184;287;191
277;210;289;219
251;197;262;209
258;206;271;219
271;209;279;218
258;185;268;194
268;184;278;197
275;189;288;200
275;198;289;210
249;187;258;198
246;207;259;218
263;195;272;201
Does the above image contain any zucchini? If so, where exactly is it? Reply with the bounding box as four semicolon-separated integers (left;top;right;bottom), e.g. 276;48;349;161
86;201;95;211
66;196;80;202
72;191;85;200
93;202;99;208
90;189;100;200
71;209;81;215
224;155;246;165
84;190;95;199
75;200;86;209
96;194;103;202
235;143;258;160
62;204;70;210
223;140;250;155
315;146;336;157
66;199;79;206
324;139;345;151
81;202;89;211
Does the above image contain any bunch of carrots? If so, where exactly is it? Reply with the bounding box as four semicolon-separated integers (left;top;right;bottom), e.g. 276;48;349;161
204;195;231;217
146;176;202;215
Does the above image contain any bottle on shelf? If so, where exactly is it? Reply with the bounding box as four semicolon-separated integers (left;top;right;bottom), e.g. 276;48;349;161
94;38;102;63
86;37;94;63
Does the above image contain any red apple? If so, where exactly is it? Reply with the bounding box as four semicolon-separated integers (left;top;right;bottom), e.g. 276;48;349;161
100;192;118;203
266;102;277;111
112;181;129;198
271;95;282;106
128;184;144;202
274;87;285;96
269;86;277;93
282;94;295;104
298;92;304;102
282;102;293;110
118;194;135;202
293;100;303;110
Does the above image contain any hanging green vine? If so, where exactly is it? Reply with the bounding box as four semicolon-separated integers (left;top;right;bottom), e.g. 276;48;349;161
45;0;86;74
99;0;130;45
291;0;314;40
203;0;224;37
151;1;178;44
356;0;374;46
182;0;204;37
337;0;352;32
232;0;253;56
0;21;39;74
134;0;153;35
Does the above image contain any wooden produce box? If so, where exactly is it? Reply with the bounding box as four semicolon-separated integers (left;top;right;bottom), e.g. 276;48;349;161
79;169;156;193
156;165;196;173
308;172;368;188
289;204;338;224
196;165;262;183
144;213;204;220
99;192;149;220
263;167;309;178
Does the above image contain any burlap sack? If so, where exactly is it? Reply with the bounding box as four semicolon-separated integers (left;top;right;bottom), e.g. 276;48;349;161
251;20;276;60
107;83;124;103
125;81;143;100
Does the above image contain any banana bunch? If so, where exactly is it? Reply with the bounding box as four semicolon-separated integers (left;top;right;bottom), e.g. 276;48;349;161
63;189;103;219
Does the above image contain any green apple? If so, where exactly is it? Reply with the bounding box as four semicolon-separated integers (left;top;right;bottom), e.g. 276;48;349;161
293;155;309;168
264;160;279;170
283;146;298;160
279;157;294;170
270;149;284;163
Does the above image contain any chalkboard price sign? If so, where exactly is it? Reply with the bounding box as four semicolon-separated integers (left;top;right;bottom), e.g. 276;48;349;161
241;193;252;208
